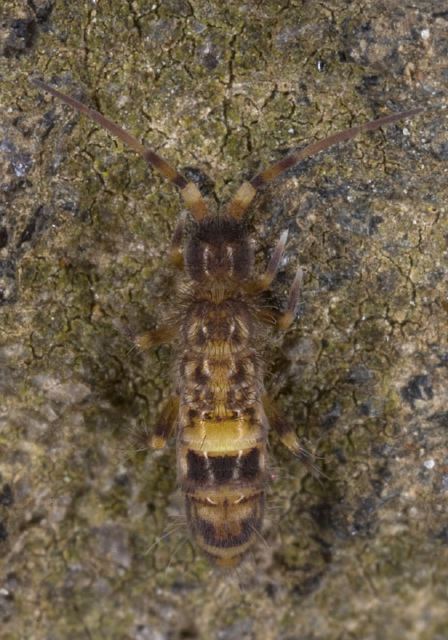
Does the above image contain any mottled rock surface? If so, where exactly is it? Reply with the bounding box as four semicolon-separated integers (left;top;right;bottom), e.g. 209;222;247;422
1;1;447;639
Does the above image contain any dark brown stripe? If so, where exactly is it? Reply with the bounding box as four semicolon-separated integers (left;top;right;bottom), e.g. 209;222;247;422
186;450;209;484
239;448;260;481
194;516;255;549
172;174;189;189
143;150;188;188
193;363;209;385
209;456;234;484
191;327;207;347
250;174;265;189
186;449;263;487
230;362;246;386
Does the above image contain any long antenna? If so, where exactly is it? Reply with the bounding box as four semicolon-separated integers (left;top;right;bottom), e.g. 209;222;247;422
227;107;423;220
31;79;209;222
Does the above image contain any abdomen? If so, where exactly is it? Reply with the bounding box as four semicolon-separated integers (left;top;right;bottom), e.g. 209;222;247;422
176;298;268;568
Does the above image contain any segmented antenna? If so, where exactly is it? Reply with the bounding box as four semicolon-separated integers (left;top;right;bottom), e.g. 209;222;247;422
227;107;423;220
31;79;209;222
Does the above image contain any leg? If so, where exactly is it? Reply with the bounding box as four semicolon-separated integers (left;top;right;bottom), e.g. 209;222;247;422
263;395;321;479
257;229;289;291
244;229;303;330
113;318;177;352
134;325;178;351
244;230;289;295
254;307;278;326
169;211;186;269
150;395;179;449
253;266;303;330
277;266;303;330
113;321;177;355
263;394;303;455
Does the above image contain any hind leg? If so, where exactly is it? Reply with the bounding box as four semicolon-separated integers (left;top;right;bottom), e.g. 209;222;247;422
263;395;320;479
150;395;179;449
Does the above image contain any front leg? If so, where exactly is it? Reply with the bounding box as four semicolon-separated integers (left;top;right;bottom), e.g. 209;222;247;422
245;230;289;295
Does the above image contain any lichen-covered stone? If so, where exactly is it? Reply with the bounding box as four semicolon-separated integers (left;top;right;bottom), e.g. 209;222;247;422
1;1;447;639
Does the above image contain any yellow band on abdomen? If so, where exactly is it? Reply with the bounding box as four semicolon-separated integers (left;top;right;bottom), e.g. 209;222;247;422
181;417;262;452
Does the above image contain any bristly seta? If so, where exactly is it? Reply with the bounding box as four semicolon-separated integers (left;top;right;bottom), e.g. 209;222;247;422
31;78;422;569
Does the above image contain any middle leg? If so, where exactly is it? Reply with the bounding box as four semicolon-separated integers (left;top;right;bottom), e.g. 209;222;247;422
133;325;178;351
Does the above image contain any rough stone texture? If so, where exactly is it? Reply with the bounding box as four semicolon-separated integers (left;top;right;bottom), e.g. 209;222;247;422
0;1;447;639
